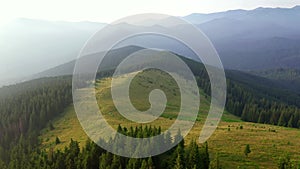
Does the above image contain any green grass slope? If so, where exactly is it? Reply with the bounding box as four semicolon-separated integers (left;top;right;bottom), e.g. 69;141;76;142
39;70;300;169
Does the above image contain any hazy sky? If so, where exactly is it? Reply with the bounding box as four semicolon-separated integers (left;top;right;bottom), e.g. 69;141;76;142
1;0;300;24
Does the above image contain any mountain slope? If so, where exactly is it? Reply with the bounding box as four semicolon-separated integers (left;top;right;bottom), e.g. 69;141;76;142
251;68;300;92
189;6;300;70
39;74;300;169
2;6;300;86
32;46;300;130
185;6;300;31
37;45;300;94
33;46;144;79
1;49;300;167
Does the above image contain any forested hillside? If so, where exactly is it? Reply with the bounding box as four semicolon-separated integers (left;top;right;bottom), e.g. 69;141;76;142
39;74;300;168
0;77;72;167
0;73;210;169
182;56;300;129
1;53;300;168
251;68;300;92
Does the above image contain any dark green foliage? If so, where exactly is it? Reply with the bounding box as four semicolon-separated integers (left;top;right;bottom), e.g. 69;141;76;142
185;56;300;129
252;68;300;93
278;154;294;169
174;153;184;169
99;152;112;169
55;137;61;145
244;144;251;157
48;122;55;130
210;153;221;169
0;77;72;165
225;79;300;129
147;157;154;169
140;159;148;169
0;125;209;169
174;145;184;169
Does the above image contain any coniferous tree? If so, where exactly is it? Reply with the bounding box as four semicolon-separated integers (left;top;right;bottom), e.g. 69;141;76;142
126;158;138;169
174;151;184;169
147;157;154;169
210;153;221;169
187;140;200;169
111;155;121;169
288;115;294;128
278;112;287;127
55;137;61;145
202;142;210;169
244;144;251;157
99;152;112;169
140;159;148;169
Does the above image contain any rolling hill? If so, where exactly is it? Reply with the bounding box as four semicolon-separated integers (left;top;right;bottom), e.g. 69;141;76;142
39;71;300;169
1;48;300;168
35;45;300;105
29;46;300;131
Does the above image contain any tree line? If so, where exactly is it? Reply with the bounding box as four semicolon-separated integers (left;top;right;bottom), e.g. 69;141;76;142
190;60;300;129
0;125;210;169
226;80;300;128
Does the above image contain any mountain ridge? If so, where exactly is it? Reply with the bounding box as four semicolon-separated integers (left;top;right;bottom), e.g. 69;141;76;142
1;5;300;86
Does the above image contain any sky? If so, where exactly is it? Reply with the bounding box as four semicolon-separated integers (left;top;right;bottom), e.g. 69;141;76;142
0;0;300;24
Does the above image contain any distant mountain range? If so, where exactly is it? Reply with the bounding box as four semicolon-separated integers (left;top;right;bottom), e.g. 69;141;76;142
185;6;300;70
1;6;300;86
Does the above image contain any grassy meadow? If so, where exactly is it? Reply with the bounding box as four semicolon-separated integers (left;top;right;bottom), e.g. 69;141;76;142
39;70;300;168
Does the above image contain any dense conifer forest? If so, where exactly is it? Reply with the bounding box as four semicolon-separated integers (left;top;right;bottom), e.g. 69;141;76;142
0;77;72;168
185;58;300;129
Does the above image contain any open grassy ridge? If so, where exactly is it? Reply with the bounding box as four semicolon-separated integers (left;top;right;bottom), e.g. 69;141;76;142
39;70;300;169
